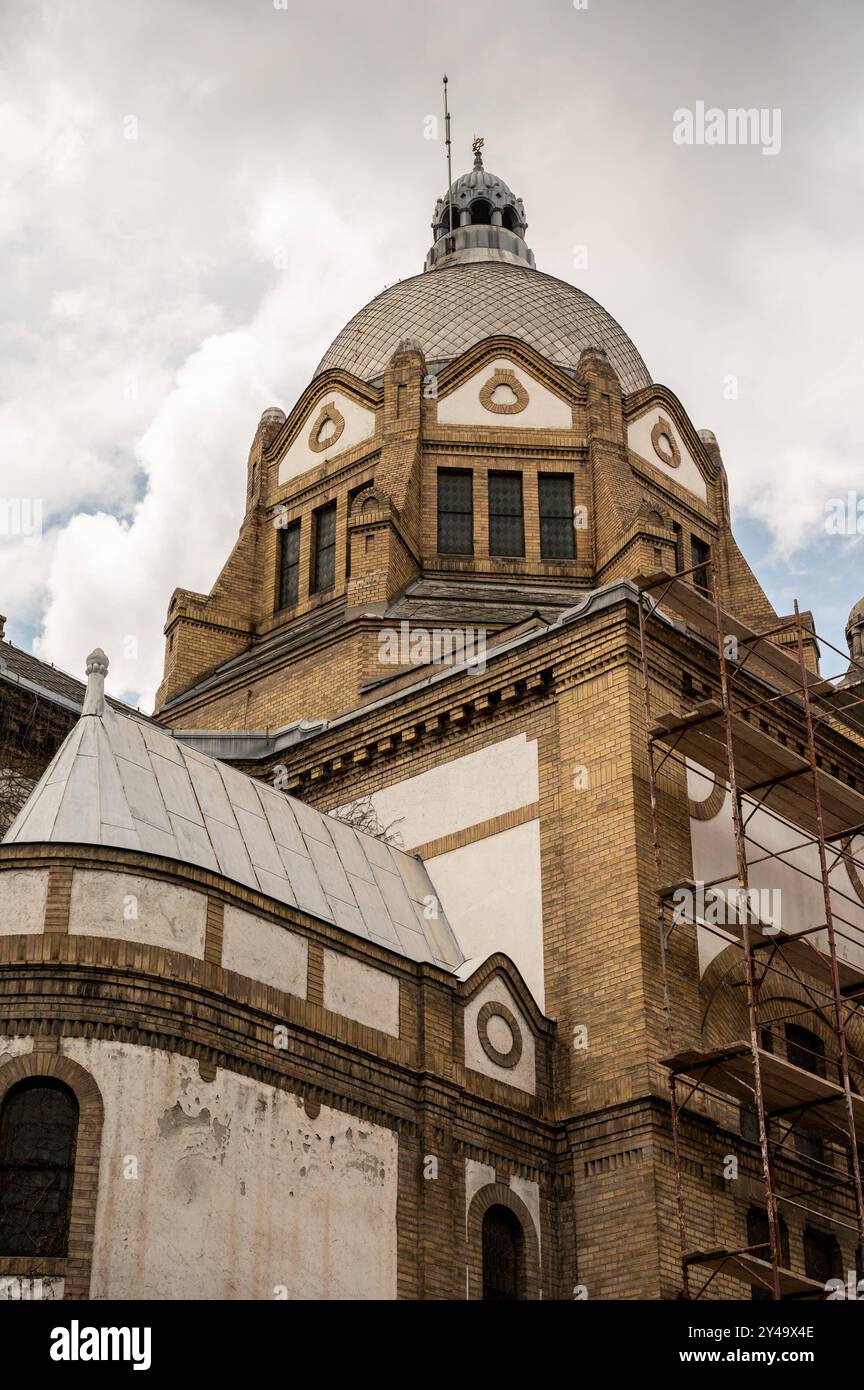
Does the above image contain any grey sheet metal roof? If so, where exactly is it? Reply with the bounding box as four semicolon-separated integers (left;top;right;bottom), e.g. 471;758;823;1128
314;260;651;394
3;700;463;970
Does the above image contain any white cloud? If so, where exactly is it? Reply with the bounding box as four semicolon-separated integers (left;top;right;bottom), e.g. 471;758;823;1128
34;182;389;708
4;0;863;707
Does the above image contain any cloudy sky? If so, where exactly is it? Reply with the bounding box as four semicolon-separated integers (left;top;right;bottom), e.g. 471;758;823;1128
2;0;862;709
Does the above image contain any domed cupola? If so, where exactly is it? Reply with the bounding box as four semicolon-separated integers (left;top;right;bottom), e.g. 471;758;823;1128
425;138;535;271
842;596;864;687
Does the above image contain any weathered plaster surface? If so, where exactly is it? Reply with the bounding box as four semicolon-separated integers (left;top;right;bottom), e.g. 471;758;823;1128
69;870;206;957
222;904;307;997
323;950;399;1037
59;1039;398;1300
0;868;49;935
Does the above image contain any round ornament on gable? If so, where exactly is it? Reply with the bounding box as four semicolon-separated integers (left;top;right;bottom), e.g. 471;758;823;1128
479;368;529;415
651;417;681;469
477;1000;523;1068
309;402;345;453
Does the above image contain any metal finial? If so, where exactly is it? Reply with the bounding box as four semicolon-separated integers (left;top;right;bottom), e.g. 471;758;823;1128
83;647;109;716
472;135;484;169
443;77;454;242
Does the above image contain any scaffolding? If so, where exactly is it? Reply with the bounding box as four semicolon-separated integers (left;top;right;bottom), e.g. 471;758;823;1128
637;561;864;1300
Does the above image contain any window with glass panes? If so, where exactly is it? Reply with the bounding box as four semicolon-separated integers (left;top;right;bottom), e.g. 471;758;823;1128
538;475;575;559
437;469;473;555
312;501;337;593
0;1079;79;1257
691;536;712;594
488;472;524;557
276;520;301;609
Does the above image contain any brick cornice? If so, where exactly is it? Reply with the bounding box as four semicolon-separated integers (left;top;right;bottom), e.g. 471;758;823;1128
0;950;559;1162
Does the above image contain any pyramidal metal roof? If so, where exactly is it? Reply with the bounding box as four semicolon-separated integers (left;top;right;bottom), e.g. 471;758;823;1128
2;655;463;971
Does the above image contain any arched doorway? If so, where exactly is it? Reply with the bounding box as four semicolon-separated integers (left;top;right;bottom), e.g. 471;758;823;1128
481;1203;524;1300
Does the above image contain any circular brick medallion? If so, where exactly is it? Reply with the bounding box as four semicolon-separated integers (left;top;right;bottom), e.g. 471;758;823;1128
477;1000;523;1068
651;417;681;469
479;369;529;415
309;402;345;453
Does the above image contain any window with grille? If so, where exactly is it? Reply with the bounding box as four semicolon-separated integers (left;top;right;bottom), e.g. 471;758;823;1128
785;1025;826;1078
0;1079;79;1257
488;472;524;557
481;1205;523;1300
312;501;337;593
691;536;712;594
803;1227;842;1285
539;475;575;559
437;469;473;555
276;520;301;610
785;1025;826;1163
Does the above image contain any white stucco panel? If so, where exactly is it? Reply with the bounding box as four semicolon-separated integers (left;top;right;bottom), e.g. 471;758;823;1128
68;870;206;957
437;357;573;429
61;1039;398;1300
333;733;539;851
221;904;307;998
0;868;49;934
463;973;536;1094
691;792;864;976
509;1174;541;1255
0;1035;34;1067
628;406;707;501
278;391;376;483
323;949;399;1037
429;819;545;1008
464;1158;496;1222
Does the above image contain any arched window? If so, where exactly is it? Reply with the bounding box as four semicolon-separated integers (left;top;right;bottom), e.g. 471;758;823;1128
0;1078;79;1256
501;206;521;233
469;198;493;226
481;1204;524;1300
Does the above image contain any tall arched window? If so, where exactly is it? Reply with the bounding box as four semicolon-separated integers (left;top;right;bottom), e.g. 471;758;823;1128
481;1204;524;1300
469;198;493;225
0;1078;79;1256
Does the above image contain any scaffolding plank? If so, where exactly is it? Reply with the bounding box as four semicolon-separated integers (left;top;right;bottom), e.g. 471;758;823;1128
684;1248;826;1298
674;906;864;993
751;929;864;993
650;704;864;840
636;572;838;712
664;1041;864;1141
822;683;864;736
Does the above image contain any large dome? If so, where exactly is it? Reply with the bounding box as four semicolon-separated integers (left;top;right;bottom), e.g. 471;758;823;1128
314;260;652;393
